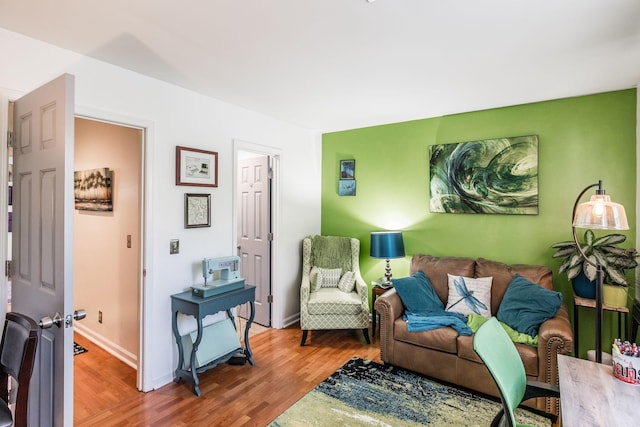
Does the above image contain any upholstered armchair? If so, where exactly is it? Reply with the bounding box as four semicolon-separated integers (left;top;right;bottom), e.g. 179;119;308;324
300;235;370;346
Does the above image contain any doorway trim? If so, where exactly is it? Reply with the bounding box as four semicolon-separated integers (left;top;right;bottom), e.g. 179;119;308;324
233;139;283;329
75;105;154;392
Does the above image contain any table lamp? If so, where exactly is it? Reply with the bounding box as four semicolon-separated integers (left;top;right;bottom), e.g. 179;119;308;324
370;231;405;285
571;180;628;363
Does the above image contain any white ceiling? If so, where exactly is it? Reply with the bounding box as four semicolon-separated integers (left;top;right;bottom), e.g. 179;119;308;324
1;0;639;131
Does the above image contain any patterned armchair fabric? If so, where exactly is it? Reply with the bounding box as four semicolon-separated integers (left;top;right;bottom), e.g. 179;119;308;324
300;235;370;346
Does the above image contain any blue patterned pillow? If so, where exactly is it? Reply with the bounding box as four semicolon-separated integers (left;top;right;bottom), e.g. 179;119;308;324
497;274;562;336
393;270;444;315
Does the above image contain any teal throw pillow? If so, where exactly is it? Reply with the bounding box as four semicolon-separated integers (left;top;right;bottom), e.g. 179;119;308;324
497;274;562;337
393;270;444;315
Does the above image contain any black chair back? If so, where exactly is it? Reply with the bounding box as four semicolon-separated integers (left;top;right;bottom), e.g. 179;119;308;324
0;312;39;427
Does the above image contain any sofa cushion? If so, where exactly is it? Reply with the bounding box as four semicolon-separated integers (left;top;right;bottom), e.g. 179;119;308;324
497;274;562;336
393;270;444;315
337;271;356;293
317;267;342;288
308;288;362;315
309;266;319;291
457;335;539;377
446;274;492;318
394;317;458;354
410;255;476;305
475;257;553;314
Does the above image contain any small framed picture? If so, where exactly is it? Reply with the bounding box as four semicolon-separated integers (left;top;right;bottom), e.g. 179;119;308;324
340;159;355;179
185;193;211;228
176;146;218;187
339;179;356;196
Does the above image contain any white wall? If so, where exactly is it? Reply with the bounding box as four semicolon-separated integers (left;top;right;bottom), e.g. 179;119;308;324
0;28;321;390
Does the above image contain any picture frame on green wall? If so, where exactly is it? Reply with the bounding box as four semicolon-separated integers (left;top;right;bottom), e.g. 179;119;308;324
339;179;356;196
429;135;539;215
340;159;355;179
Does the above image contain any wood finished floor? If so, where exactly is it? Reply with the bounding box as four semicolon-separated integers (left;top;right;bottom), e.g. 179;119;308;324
74;326;382;426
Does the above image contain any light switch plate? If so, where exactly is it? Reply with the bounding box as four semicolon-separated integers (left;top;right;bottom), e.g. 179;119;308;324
170;239;179;254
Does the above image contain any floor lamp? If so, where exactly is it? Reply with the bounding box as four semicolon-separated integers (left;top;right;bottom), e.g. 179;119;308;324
572;180;628;363
370;231;405;285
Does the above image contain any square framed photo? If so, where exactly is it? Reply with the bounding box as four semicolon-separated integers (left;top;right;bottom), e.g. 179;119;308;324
338;179;356;196
340;159;355;179
176;146;218;187
185;193;211;228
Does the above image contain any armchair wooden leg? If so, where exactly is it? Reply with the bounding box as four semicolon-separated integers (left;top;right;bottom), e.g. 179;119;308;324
300;330;308;346
362;328;370;344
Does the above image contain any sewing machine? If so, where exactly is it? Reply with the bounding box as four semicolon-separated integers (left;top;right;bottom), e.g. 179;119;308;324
191;256;245;298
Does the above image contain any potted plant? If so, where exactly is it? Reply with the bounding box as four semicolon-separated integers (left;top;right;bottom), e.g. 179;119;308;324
551;230;638;307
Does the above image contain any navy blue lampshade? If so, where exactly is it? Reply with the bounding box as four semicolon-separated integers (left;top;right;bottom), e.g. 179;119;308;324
370;231;405;259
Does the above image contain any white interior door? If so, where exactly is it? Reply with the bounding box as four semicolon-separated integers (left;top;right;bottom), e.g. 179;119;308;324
237;155;271;326
11;74;75;427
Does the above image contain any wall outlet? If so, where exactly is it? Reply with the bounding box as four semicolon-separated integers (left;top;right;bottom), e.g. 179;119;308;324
98;311;103;324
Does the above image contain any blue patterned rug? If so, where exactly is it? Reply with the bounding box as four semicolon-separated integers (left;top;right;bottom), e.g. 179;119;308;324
269;357;551;426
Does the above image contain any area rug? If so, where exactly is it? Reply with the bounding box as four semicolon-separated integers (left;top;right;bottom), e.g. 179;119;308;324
74;342;88;356
268;357;551;427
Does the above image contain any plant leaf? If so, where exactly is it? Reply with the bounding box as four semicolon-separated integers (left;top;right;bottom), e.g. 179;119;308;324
604;266;628;286
567;253;584;269
567;263;582;280
584;230;595;246
593;234;626;247
591;248;608;266
584;256;598;281
552;246;576;258
551;241;576;249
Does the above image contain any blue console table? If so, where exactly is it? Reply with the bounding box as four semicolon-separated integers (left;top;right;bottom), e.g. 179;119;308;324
171;285;256;396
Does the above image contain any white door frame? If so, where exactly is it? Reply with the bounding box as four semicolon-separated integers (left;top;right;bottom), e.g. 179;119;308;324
75;105;154;391
0;89;25;323
233;139;282;329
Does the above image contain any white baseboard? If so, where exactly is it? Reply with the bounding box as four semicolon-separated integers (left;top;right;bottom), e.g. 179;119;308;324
283;312;300;328
74;323;138;370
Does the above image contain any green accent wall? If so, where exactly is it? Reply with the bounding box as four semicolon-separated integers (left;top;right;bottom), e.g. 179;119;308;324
321;89;637;358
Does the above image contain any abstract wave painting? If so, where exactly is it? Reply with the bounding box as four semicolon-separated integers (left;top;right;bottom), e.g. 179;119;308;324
429;135;538;214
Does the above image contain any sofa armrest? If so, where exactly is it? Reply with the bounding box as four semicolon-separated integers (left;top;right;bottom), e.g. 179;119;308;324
375;289;404;362
535;304;573;414
354;273;370;313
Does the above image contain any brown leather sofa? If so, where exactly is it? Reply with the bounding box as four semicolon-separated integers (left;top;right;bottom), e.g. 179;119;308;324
374;254;573;418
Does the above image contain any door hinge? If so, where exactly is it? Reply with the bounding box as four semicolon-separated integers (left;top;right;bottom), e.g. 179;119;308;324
7;130;13;148
268;167;273;179
267;232;274;241
5;260;11;277
267;295;273;303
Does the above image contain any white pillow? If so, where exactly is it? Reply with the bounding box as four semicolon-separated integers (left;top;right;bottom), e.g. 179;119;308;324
337;271;356;293
317;267;342;288
309;266;319;291
446;274;492;318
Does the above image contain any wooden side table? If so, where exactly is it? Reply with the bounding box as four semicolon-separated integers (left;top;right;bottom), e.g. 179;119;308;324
573;294;629;358
372;284;392;336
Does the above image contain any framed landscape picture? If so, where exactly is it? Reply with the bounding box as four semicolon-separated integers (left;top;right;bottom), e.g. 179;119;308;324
74;167;113;212
429;135;539;215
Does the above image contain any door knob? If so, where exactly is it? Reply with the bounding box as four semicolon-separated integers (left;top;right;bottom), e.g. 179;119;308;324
39;309;87;329
39;312;63;329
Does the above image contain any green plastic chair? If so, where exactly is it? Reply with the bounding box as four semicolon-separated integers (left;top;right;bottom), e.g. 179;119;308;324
473;317;559;427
